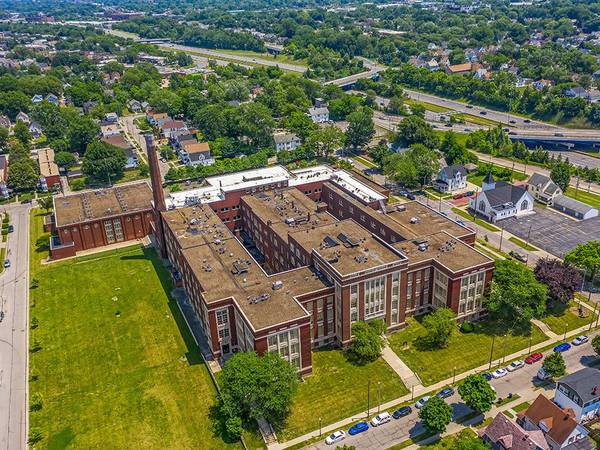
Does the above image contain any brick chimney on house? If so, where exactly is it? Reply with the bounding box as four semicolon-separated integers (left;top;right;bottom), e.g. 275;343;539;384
144;133;167;258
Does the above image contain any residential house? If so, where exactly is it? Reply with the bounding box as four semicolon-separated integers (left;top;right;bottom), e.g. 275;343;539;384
434;165;468;193
100;123;120;138
127;99;142;113
273;131;301;152
160;119;188;139
565;87;591;100
104;112;118;124
554;368;600;422
518;395;593;450
552;195;599;221
16;111;30;124
31;94;43;103
468;174;534;223
444;62;476;75
0;154;9;197
533;79;554;91
179;140;214;167
426;59;439;71
37;147;60;191
480;412;549;450
0;116;11;129
475;68;491;81
45;94;59;105
308;106;329;123
146;111;169;126
29;122;43;139
83;101;98;114
526;173;562;205
101;134;138;169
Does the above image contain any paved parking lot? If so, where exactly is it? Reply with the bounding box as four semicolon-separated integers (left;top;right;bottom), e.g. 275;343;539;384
502;208;600;257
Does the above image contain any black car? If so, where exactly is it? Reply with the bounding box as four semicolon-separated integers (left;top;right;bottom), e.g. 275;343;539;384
7;225;13;233
509;120;516;124
436;387;454;399
480;111;487;115
392;406;412;419
406;193;416;200
399;190;408;197
524;119;531;123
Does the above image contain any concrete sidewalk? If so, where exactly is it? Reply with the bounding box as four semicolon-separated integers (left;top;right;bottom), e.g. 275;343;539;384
269;321;600;450
381;344;423;389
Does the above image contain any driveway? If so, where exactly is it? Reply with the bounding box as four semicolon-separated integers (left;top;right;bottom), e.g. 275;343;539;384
502;208;600;258
0;204;30;450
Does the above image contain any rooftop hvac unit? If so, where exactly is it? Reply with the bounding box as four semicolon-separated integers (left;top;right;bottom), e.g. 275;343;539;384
418;243;428;252
396;205;406;212
409;217;419;224
272;280;283;290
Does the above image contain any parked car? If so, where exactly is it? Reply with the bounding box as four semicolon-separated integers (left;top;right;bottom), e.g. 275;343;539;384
554;133;564;137
452;193;464;200
572;335;588;346
371;412;392;427
436;387;454;399
406;193;416;200
7;224;13;233
525;352;543;364
537;367;552;381
507;360;524;372
399;190;409;197
348;422;369;436
415;396;430;408
524;119;531;123
445;122;453;127
492;368;507;379
392;406;412;419
3;259;10;268
464;190;475;197
509;250;527;263
325;430;346;445
480;111;487;115
466;105;473;109
482;372;493;381
554;342;571;352
509;120;516;124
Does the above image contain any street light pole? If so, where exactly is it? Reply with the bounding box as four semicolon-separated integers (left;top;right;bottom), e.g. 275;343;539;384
489;334;496;369
319;417;322;436
377;381;381;414
453;366;457;385
563;323;568;341
499;224;505;252
367;378;371;417
502;334;508;364
528;335;533;354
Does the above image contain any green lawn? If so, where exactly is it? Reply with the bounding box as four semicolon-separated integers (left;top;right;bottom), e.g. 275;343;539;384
217;48;307;66
540;301;596;335
278;349;408;441
564;188;600;210
425;188;452;199
451;207;501;232
512;401;531;413
28;213;241;448
508;236;538;252
405;98;451;114
388;317;547;386
353;155;377;168
454;113;501;127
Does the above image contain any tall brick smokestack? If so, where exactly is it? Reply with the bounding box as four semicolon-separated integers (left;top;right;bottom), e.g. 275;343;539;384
144;133;167;258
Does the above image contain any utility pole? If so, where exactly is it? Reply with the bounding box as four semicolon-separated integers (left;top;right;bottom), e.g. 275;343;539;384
590;302;597;331
502;334;508;364
563;323;568;341
367;378;371;417
489;334;496;369
524;224;533;264
499;224;505;252
528;335;533;354
377;381;381;415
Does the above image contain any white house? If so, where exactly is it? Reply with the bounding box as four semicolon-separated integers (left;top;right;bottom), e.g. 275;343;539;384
518;394;593;450
273;131;301;152
552;195;598;220
527;173;562;205
16;111;30;124
554;368;600;422
179;141;214;167
308;106;329;123
434;165;468;193
468;174;534;223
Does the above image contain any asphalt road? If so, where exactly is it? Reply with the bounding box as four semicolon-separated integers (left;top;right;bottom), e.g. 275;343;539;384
546;150;600;170
308;337;597;450
0;204;30;450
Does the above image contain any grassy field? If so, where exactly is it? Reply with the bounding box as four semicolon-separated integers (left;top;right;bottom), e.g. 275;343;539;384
388;317;547;386
451;207;501;232
405;98;451;113
564;188;600;210
540;301;596;335
454;113;501;127
353;155;377;168
217;48;307;66
278;349;408;441
467;170;527;188
28;212;242;449
508;236;538;252
425;188;452;199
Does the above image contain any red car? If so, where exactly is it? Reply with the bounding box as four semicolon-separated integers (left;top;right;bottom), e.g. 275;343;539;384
525;353;543;364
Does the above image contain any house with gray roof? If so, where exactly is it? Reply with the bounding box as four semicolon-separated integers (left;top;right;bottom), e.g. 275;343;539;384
434;164;467;193
551;195;598;221
273;131;301;152
468;174;534;223
554;368;600;422
527;173;562;205
308;106;329;123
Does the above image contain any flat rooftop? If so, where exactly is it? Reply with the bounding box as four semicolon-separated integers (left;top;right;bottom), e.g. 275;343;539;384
161;204;232;250
54;182;153;227
242;188;336;241
291;219;405;277
38;147;59;178
393;231;492;272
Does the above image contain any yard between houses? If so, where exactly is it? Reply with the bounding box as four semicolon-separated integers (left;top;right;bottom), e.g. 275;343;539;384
28;211;241;449
451;207;501;232
387;318;547;386
540;300;596;335
278;349;408;442
564;187;600;210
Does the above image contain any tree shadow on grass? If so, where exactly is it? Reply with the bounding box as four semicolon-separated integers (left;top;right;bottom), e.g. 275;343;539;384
208;404;249;445
121;247;203;366
46;426;75;450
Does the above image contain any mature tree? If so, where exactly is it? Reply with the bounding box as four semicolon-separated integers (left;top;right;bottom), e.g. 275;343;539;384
236;102;276;148
543;351;566;378
54;151;77;169
485;260;547;328
451;430;490;450
219;352;298;438
395;115;438;149
82;140;126;182
305;125;344;158
534;258;582;303
441;132;475;166
68;116;100;154
8;158;38;190
410;144;441;187
13;120;31;146
345;107;375;149
550;159;571;192
564;241;600;280
422;308;455;349
0;127;8;150
384;152;419;187
458;374;496;412
593;335;600;356
369;143;391;167
283;111;316;141
418;396;453;434
346;319;386;364
386;96;405;115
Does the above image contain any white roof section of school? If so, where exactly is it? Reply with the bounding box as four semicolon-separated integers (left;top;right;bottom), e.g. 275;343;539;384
166;164;385;208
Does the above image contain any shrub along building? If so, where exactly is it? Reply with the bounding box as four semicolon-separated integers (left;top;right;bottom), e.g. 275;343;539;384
143;138;494;375
48;182;154;259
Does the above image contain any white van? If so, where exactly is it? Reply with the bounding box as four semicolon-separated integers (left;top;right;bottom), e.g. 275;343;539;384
537;367;552;381
371;412;392;427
